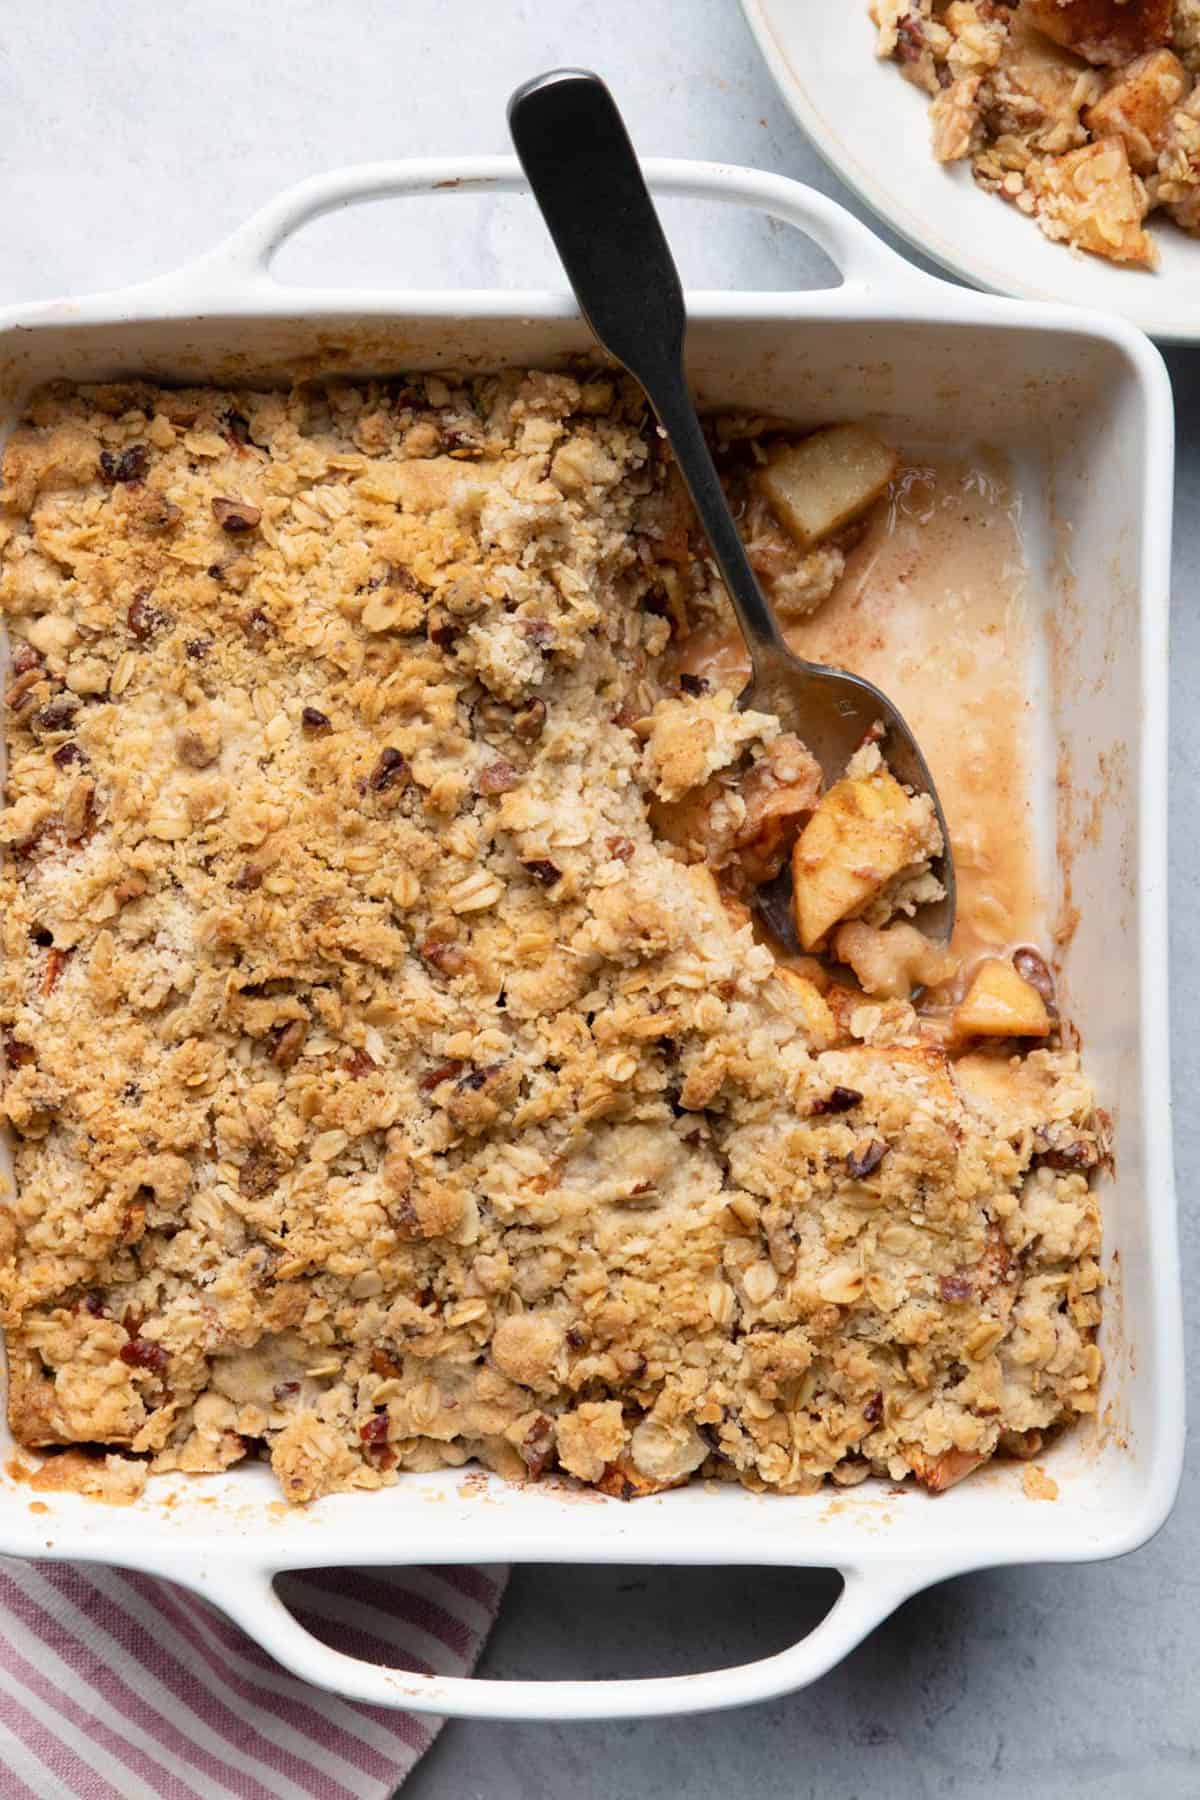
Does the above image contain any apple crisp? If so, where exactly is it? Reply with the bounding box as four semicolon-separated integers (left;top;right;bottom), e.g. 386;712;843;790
0;372;1102;1506
873;0;1200;267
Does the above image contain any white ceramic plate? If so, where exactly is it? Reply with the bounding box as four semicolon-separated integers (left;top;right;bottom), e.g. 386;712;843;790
741;0;1200;342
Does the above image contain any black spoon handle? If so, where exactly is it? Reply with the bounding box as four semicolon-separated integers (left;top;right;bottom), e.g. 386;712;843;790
507;68;787;665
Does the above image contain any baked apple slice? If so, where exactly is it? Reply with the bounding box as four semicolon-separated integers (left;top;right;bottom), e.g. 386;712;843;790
1021;0;1171;67
1083;47;1190;170
954;957;1052;1039
791;757;939;951
758;424;899;551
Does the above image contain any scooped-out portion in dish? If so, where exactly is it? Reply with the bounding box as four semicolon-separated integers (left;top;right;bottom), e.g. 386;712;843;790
0;373;1103;1506
872;0;1200;268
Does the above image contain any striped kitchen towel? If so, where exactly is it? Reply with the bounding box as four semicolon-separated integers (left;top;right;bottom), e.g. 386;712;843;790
0;1558;507;1798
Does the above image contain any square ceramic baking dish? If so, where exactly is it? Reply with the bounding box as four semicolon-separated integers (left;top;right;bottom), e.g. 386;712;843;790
0;159;1182;1722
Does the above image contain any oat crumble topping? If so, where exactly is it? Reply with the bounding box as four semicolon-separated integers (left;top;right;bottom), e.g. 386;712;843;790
0;372;1102;1505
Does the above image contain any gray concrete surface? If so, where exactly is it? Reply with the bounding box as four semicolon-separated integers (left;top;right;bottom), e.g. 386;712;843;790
1;3;1194;1795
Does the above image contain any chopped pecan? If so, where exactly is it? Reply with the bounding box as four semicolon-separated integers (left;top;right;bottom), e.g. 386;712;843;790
606;834;635;862
1012;946;1057;1011
421;939;466;975
11;642;42;677
99;444;149;485
595;1456;684;1501
211;496;261;533
4;668;42;712
939;1274;974;1303
32;700;76;734
595;1464;641;1501
368;747;408;791
359;1411;390;1446
846;1139;888;1180
119;1336;168;1374
894;15;926;64
419;1060;463;1091
519;1413;556;1478
512;698;547;742
522;858;561;886
270;1020;307;1068
127;589;169;641
62;777;96;841
1033;1136;1099;1173
40;948;70;996
475;760;518;796
344;1047;376;1078
811;1085;863;1116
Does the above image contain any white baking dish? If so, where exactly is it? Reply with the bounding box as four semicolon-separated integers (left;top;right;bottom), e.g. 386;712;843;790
0;159;1182;1722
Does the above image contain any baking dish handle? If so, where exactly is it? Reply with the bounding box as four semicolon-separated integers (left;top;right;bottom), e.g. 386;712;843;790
149;156;937;303
198;1560;916;1721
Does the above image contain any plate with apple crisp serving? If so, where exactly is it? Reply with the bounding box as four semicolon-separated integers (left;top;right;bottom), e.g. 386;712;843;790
741;0;1200;339
0;369;1104;1509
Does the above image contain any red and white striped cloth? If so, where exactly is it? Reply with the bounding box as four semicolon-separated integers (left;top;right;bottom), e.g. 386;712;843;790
0;1558;507;1798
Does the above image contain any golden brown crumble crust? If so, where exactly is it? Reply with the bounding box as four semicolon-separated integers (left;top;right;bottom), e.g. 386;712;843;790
0;372;1102;1504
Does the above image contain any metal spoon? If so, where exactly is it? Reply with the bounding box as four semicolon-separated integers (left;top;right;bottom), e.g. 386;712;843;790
508;68;956;949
